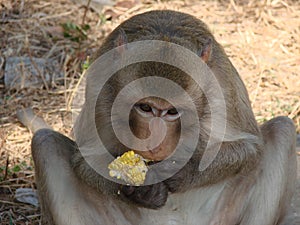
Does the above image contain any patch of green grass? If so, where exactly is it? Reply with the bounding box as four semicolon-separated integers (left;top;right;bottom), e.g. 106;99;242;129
82;56;91;70
99;13;107;25
0;161;32;181
61;22;90;42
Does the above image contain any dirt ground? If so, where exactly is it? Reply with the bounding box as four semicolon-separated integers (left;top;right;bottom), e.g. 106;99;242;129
0;0;299;224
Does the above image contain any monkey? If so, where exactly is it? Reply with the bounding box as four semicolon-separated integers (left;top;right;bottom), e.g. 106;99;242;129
17;10;297;225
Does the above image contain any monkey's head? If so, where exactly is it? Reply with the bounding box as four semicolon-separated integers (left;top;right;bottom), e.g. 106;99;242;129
92;9;215;164
96;61;202;164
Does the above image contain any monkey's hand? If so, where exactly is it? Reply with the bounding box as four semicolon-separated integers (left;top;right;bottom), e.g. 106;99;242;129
121;182;168;209
146;156;195;193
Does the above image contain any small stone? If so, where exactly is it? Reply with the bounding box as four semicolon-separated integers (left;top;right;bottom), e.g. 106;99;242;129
4;57;63;89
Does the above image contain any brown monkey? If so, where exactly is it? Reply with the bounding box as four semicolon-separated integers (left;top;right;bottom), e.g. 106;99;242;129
18;10;297;225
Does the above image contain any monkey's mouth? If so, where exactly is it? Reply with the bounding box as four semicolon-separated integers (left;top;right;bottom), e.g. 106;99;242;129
133;147;172;162
146;160;160;166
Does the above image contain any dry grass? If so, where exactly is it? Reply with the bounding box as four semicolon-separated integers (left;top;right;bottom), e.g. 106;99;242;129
0;0;299;224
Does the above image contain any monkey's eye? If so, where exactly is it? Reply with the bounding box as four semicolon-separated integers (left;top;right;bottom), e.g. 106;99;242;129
163;107;181;122
167;108;178;115
139;104;152;113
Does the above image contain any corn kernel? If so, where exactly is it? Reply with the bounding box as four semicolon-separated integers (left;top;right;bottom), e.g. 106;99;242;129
108;150;148;186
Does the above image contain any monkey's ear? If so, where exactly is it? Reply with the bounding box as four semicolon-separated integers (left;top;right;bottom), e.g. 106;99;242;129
115;28;128;47
198;38;212;63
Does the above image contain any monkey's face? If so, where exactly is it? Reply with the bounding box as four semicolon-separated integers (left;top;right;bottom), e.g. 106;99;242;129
129;97;181;161
96;62;199;163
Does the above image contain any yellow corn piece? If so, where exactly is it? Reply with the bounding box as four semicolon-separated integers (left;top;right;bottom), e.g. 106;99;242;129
108;151;148;186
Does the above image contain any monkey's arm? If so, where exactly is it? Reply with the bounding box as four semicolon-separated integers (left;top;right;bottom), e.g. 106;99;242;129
241;116;297;224
17;109;100;224
158;136;262;192
31;129;129;225
17;108;137;225
207;117;297;225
